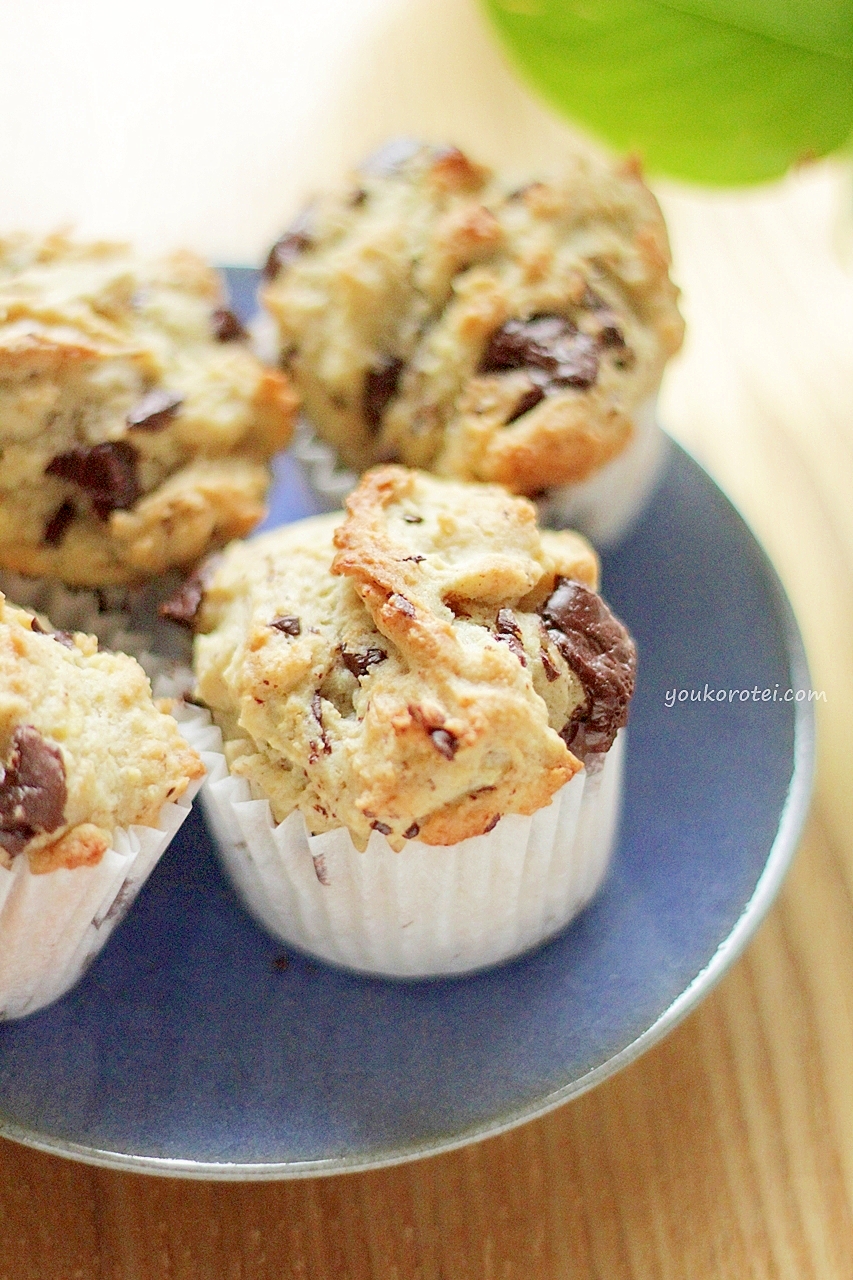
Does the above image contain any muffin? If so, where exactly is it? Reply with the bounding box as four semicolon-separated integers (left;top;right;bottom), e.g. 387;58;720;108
182;466;636;976
0;232;298;588
0;594;204;1018
261;140;683;538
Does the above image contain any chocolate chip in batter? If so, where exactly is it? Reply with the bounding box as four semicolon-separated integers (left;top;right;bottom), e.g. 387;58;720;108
43;499;76;547
159;556;222;629
263;207;316;280
480;315;600;394
341;646;387;679
403;822;420;840
541;578;636;757
371;820;393;836
270;615;302;637
506;383;545;424
126;389;183;433
210;308;245;342
45;442;141;520
429;727;458;760
363;356;404;431
494;608;527;666
0;726;67;857
30;618;75;649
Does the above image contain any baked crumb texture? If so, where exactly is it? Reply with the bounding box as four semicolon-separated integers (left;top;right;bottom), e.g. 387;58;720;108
191;467;636;849
262;141;683;495
0;594;203;872
0;233;298;586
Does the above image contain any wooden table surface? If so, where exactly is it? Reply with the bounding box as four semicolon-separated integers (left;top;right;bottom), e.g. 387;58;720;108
2;3;853;1275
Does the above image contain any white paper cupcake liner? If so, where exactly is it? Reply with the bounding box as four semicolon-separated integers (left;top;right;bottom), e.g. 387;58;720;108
0;569;193;687
288;396;664;548
0;758;203;1021
180;705;624;978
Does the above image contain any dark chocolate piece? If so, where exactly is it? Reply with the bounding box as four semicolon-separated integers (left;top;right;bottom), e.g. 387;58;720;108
158;555;222;629
483;813;501;833
311;692;331;755
363;355;404;431
43;499;76;548
402;513;423;524
211;308;245;342
389;594;416;618
270;615;302;637
541;578;636;757
341;646;387;679
126;389;183;432
263;207;315;280
494;608;527;666
480;314;599;393
45;442;140;519
0;726;67;857
506;383;545;424
429;727;458;760
371;820;392;836
403;822;420;840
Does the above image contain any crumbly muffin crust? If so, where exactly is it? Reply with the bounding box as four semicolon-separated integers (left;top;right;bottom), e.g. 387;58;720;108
262;141;683;495
191;467;635;849
0;594;203;872
0;233;298;585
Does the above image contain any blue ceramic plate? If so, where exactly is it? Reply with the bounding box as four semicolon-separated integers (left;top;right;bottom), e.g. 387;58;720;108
0;271;813;1179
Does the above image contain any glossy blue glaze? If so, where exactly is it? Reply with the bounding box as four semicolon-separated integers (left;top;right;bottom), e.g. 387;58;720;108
0;271;812;1177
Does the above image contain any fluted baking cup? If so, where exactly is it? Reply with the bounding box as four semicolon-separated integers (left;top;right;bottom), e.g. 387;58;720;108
289;398;662;548
180;706;624;978
0;762;203;1021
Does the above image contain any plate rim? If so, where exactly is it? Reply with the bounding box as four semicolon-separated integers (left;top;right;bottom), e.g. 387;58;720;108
0;440;815;1180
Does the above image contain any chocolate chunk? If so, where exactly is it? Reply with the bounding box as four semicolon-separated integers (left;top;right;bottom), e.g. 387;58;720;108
494;608;526;666
341;646;387;679
363;356;404;431
44;499;76;547
506;383;545;424
263;207;315;280
402;555;425;563
402;513;423;524
0;726;67;857
158;556;222;629
270;615;301;637
480;315;600;394
539;638;561;683
430;727;458;760
30;618;75;649
126;389;183;432
403;822;420;840
210;308;245;342
371;820;392;836
541;579;636;757
46;442;140;519
483;813;500;833
358;138;423;177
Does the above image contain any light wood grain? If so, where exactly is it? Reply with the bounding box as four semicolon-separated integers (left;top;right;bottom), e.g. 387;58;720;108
2;0;853;1272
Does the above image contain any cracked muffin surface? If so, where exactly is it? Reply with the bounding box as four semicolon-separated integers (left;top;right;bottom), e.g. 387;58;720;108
0;233;298;586
0;594;203;873
190;467;636;850
261;141;683;496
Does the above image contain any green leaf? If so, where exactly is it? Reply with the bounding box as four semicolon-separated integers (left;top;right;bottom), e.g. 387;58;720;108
482;0;853;184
